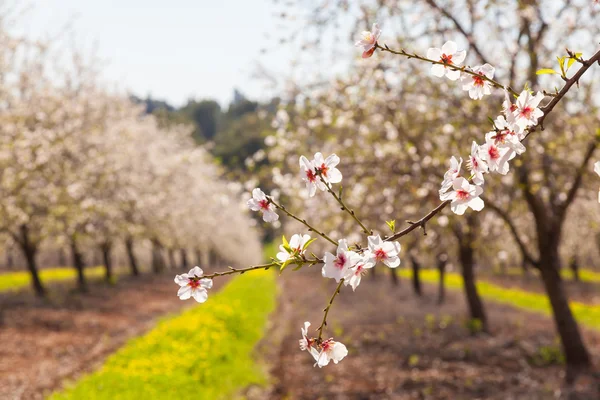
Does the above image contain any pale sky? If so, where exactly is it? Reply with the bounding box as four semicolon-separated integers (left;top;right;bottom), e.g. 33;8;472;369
23;0;299;107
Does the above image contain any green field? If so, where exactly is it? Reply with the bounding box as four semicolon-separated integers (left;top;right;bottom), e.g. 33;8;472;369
399;269;600;331
0;266;106;293
51;269;277;400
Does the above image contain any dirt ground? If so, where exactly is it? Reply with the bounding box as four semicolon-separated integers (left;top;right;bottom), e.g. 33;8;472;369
0;269;225;400
260;268;600;400
1;266;599;400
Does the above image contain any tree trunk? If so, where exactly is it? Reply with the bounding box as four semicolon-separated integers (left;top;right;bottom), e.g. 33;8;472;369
539;245;590;381
6;249;13;270
389;267;399;285
458;242;489;333
125;237;140;276
410;255;422;296
18;225;45;297
437;255;447;305
569;256;580;282
100;242;113;283
180;249;189;269
168;248;177;270
195;249;202;269
70;237;87;292
151;239;165;274
58;248;67;267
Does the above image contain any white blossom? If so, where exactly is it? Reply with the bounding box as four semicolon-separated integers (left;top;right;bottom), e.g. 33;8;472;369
174;266;213;303
440;177;485;215
367;235;401;268
467;141;488;185
461;64;495;100
355;23;381;58
426;41;466;81
440;156;463;194
323;239;360;282
344;253;375;291
247;188;279;223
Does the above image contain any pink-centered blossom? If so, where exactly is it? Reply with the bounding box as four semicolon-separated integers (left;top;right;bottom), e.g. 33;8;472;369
247;188;279;223
313;338;348;368
313;152;342;186
439;177;484;215
355;23;381;58
461;64;495;100
174;266;213;303
426;41;466;81
323;239;360;282
277;234;312;263
343;253;375;291
513;90;545;130
367;235;401;268
467;141;488;185
479;137;513;175
299;155;320;197
299;321;315;352
440;156;463;194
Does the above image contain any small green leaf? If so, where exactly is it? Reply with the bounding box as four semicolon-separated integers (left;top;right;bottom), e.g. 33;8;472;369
338;185;343;200
281;235;288;248
303;238;317;250
386;220;396;233
280;258;292;272
536;68;557;75
557;56;566;76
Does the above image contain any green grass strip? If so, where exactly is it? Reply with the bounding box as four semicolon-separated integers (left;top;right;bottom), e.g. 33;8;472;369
399;269;600;331
0;266;105;293
51;269;277;400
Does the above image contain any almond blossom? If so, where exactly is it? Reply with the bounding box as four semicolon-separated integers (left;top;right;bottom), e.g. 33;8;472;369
299;155;321;197
513;90;545;130
343;254;375;291
299;321;316;352
440;156;463;194
354;23;381;58
426;41;466;81
247;188;279;223
313;152;343;186
277;234;312;262
479;137;513;175
467;142;488;185
461;64;495;100
486;116;526;161
174;266;213;303
323;239;360;282
367;235;401;268
313;338;348;368
439;177;485;215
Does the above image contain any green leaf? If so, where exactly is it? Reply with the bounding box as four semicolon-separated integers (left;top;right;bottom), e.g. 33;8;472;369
281;235;288;248
536;68;557;75
386;220;396;233
280;258;292;272
338;185;343;200
302;238;317;251
557;56;566;76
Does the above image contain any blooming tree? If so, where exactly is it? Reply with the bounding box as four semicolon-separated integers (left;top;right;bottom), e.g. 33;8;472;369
173;20;600;375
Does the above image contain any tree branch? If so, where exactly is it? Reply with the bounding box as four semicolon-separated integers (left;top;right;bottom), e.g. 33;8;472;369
485;199;539;267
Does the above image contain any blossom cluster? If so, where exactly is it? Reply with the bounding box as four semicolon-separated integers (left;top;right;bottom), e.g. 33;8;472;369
241;151;401;366
426;41;544;215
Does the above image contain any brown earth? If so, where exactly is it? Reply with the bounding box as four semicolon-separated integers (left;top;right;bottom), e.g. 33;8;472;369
259;268;600;400
0;269;224;400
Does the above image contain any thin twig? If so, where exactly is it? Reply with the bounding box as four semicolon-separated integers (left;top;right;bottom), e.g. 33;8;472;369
317;278;345;342
376;43;518;97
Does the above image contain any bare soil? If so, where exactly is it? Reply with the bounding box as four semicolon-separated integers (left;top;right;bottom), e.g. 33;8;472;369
0;269;225;400
260;268;600;400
